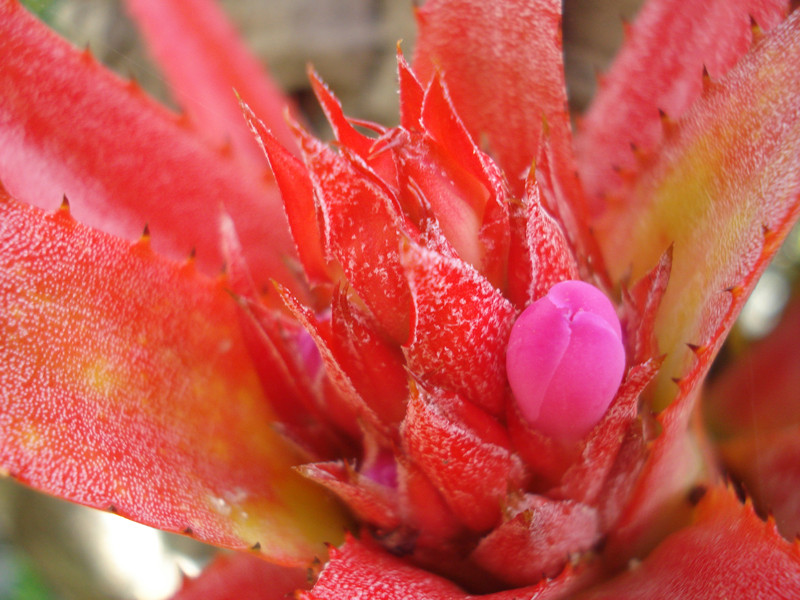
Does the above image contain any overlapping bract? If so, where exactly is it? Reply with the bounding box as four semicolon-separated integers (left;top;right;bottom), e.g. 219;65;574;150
1;0;800;598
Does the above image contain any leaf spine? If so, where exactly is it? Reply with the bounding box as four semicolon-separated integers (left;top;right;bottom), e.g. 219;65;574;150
701;65;713;94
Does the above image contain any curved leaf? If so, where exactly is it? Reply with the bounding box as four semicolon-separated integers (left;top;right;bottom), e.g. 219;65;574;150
301;534;595;600
124;0;299;169
0;0;299;292
413;0;575;201
171;553;309;600
576;0;788;206
596;8;800;408
0;193;345;564
576;486;800;599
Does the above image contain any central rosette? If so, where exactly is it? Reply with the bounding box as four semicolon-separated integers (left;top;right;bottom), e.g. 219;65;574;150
230;58;644;591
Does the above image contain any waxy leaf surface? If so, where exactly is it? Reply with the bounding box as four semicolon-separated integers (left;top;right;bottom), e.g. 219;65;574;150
0;194;344;564
597;9;800;407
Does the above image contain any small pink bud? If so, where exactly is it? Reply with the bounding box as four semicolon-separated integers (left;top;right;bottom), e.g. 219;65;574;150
506;280;625;444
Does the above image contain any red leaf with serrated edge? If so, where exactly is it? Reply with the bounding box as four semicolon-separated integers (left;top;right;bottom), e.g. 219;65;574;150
402;383;526;533
297;131;412;345
413;0;573;200
620;248;673;365
125;0;299;168
507;168;578;308
171;553;308;600
307;69;399;199
576;0;788;206
418;75;511;288
0;193;345;564
597;8;800;410
575;486;800;600
394;130;486;276
402;243;515;416
0;1;301;294
308;68;376;161
470;495;600;587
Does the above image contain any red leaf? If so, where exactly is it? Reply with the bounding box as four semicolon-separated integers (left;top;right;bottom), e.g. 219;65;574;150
470;495;600;587
620;248;673;365
298;461;401;532
417;74;511;287
398;49;425;131
507;169;578;308
576;0;788;205
402;383;526;532
300;535;467;600
0;193;345;564
244;107;332;287
308;68;377;161
576;486;800;599
329;288;408;428
0;0;299;292
171;553;308;600
302;535;594;600
125;0;299;168
298;131;412;345
276;284;380;440
414;0;573;200
596;8;800;410
396;456;462;546
402;243;515;416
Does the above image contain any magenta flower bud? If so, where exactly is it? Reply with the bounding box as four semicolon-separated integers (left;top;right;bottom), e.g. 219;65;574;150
506;280;625;444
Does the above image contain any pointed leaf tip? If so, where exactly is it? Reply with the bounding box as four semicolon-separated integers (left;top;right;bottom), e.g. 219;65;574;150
598;7;800;409
576;0;789;205
577;486;800;599
414;0;572;198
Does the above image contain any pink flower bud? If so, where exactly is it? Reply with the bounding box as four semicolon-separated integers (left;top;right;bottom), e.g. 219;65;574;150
506;280;625;444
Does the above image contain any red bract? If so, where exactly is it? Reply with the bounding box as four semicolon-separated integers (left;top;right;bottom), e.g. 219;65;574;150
2;0;800;598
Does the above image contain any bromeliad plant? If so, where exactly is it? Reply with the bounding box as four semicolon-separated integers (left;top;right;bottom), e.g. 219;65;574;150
2;0;800;597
